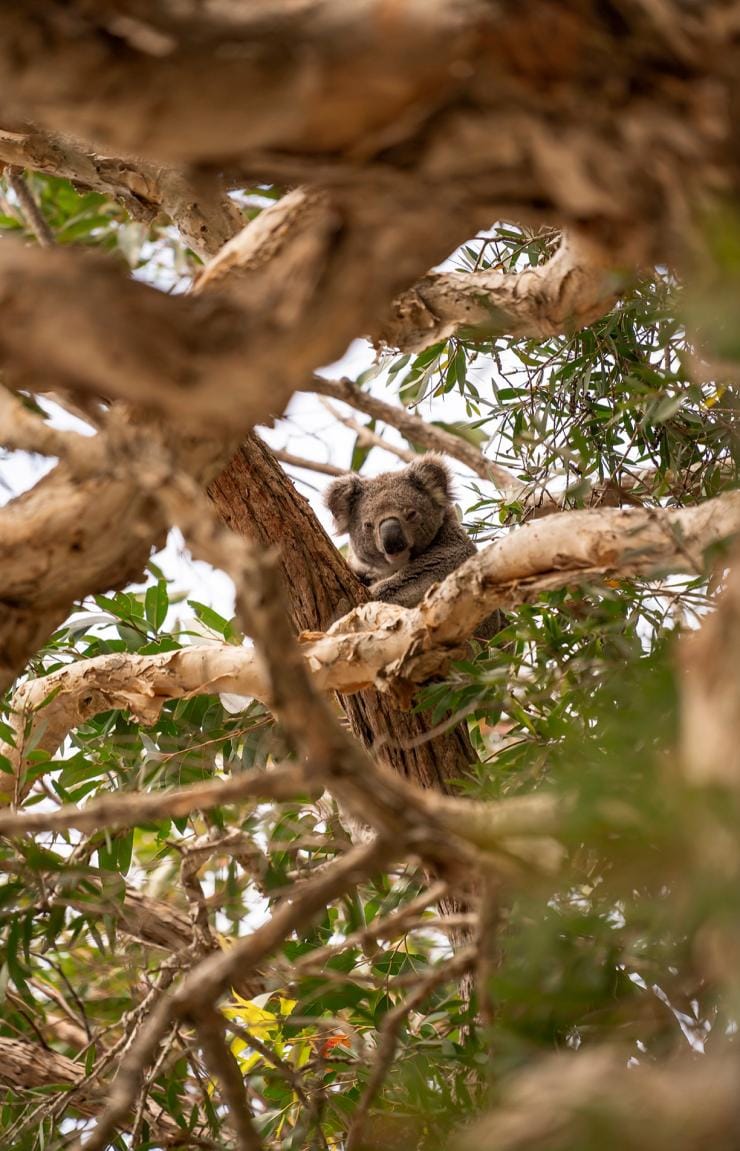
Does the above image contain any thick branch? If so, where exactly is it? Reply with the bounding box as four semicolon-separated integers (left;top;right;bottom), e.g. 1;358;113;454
0;182;483;429
0;193;327;430
0;3;484;164
1;3;735;258
0;180;478;688
681;550;740;788
0;388;105;474
379;233;624;351
0;125;243;258
7;490;738;769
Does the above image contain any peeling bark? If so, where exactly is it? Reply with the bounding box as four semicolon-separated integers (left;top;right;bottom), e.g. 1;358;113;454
11;488;738;788
0;125;243;258
0;181;491;429
380;233;625;351
0;179;478;687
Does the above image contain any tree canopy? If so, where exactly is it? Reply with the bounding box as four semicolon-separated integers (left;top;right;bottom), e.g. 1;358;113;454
0;4;739;1150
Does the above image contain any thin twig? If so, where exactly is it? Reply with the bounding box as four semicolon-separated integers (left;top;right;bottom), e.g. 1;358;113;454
5;166;55;246
307;376;522;496
71;836;392;1151
318;396;416;463
223;1017;327;1144
475;875;501;1030
192;1005;264;1151
0;764;308;838
274;448;345;476
346;947;476;1151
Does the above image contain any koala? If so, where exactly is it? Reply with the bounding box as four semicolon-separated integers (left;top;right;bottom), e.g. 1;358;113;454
325;454;501;637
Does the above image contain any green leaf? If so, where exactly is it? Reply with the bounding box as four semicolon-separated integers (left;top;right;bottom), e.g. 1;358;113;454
350;419;376;473
189;600;231;637
145;579;169;631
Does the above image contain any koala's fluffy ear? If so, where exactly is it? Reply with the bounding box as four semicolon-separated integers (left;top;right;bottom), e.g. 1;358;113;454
325;473;362;533
407;454;452;508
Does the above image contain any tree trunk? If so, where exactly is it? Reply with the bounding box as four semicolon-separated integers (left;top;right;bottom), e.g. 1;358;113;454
207;435;478;794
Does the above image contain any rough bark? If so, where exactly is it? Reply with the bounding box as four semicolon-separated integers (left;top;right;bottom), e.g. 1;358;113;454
0;190;339;430
208;435;478;793
0;1038;180;1138
0;177;496;429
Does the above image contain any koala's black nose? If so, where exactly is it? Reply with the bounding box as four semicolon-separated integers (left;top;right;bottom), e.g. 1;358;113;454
379;517;407;556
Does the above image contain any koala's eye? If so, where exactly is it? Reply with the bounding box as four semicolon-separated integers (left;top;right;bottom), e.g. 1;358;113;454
362;520;372;531
406;509;419;521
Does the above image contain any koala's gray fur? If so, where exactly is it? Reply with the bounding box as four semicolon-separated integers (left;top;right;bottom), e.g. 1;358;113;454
325;455;502;637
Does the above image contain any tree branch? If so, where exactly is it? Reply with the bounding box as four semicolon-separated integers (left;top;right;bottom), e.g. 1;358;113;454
0;125;243;258
273;448;344;477
308;375;522;496
379;233;624;351
0;765;307;836
0;387;104;476
0;3;732;263
0;1038;180;1140
0;175;480;689
0;192;330;430
5;490;738;779
191;1006;263;1151
681;548;740;789
346;947;476;1151
4;165;54;246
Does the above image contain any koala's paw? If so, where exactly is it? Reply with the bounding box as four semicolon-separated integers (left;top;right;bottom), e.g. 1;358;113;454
368;579;395;602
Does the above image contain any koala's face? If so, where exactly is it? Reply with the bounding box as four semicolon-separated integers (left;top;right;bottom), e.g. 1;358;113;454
325;455;452;574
